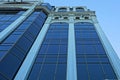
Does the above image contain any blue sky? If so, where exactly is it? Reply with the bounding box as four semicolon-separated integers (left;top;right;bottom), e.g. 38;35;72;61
45;0;120;58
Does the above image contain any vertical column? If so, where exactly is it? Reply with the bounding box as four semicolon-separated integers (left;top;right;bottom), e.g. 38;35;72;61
92;16;120;79
0;2;41;43
73;7;76;11
83;7;88;11
14;16;52;80
67;16;77;80
67;7;70;11
55;7;59;12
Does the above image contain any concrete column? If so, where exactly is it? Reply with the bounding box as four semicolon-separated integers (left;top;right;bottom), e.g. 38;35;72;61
67;7;70;11
73;7;76;11
67;16;77;80
92;16;120;79
55;7;59;12
14;16;52;80
83;6;88;11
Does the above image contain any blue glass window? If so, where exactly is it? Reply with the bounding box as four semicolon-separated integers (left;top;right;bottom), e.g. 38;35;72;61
3;35;20;43
75;22;118;79
0;44;12;50
88;64;104;80
55;64;67;80
28;64;41;80
0;51;7;59
47;45;59;54
0;11;25;32
77;64;89;80
0;54;21;79
39;64;56;80
102;64;117;79
0;11;47;79
28;22;68;80
96;45;106;54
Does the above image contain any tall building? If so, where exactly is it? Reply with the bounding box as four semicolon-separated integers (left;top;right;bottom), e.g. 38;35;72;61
0;1;120;80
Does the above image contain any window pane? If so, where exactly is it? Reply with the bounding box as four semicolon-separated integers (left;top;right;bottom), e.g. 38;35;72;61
88;64;104;80
77;64;89;80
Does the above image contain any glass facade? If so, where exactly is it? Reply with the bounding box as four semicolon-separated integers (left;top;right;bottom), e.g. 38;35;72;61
75;22;117;80
0;11;47;80
28;22;68;80
0;3;119;80
0;10;25;32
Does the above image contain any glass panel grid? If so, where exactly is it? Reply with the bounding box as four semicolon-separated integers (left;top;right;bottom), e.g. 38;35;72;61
28;22;68;80
0;11;25;32
0;11;47;80
75;22;117;80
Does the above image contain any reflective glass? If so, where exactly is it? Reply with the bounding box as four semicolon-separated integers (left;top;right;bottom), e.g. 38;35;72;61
77;64;89;80
0;11;25;32
88;64;104;80
28;22;68;80
75;22;118;80
0;11;47;79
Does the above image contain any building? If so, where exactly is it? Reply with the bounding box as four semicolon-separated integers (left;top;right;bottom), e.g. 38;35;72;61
0;0;120;80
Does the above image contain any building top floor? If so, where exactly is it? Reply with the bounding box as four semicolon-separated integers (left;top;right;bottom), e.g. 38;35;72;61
0;1;96;20
0;1;93;12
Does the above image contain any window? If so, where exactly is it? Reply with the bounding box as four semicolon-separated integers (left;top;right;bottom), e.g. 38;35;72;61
75;22;118;80
28;64;41;80
88;64;104;80
85;16;89;19
102;64;117;79
38;64;56;80
95;45;106;54
76;7;84;12
55;64;66;80
70;8;73;11
3;35;20;43
75;17;80;20
75;22;94;29
54;17;59;19
47;45;59;54
58;8;67;12
64;17;68;19
77;64;89;80
0;10;19;14
0;11;47;79
0;53;21;79
0;11;25;32
28;22;68;80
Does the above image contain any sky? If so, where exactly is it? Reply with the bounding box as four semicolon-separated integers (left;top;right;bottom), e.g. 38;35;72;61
44;0;120;58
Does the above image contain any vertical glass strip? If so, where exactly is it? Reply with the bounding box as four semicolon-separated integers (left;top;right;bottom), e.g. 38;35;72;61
75;22;117;80
28;22;68;80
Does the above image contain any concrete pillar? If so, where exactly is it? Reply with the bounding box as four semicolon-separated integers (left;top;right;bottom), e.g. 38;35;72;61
14;16;52;80
67;15;77;80
92;16;120;79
